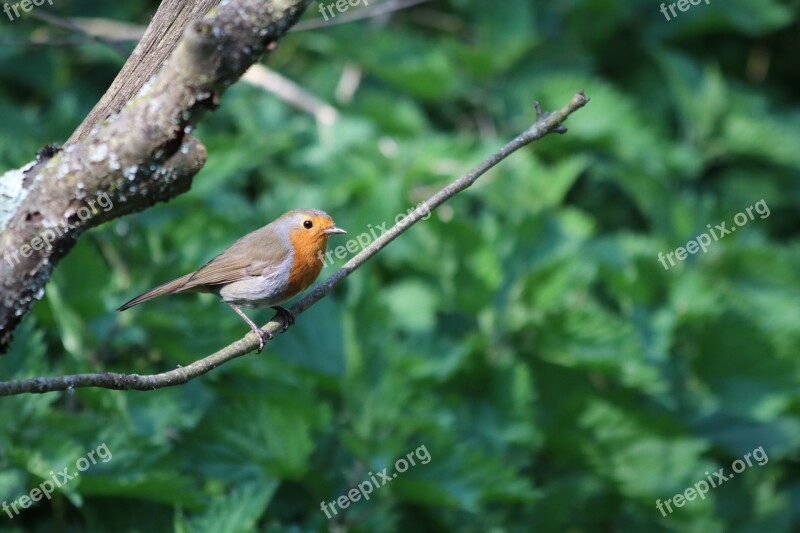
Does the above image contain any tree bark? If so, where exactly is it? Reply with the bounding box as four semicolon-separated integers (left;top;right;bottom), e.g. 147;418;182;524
68;0;221;143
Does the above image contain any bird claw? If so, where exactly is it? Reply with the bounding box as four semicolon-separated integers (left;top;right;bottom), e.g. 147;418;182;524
252;307;293;352
270;306;295;332
254;328;273;354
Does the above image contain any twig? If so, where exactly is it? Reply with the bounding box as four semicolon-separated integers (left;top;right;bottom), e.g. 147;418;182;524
0;91;589;396
0;36;133;47
27;10;130;56
0;0;432;49
292;0;432;31
242;65;339;126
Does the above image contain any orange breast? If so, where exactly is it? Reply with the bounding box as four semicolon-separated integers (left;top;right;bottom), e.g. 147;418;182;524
284;229;327;299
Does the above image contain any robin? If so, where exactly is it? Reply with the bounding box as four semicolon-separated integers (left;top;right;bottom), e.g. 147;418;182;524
118;208;347;352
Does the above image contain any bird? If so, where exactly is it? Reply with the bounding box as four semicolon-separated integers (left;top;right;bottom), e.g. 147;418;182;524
118;208;346;352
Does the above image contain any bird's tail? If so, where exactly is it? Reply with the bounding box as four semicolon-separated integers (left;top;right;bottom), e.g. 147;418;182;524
117;273;194;311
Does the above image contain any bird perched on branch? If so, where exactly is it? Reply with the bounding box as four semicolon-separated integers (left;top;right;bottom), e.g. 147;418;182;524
119;208;346;352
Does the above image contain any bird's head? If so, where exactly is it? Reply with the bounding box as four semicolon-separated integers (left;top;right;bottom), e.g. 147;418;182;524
282;208;347;257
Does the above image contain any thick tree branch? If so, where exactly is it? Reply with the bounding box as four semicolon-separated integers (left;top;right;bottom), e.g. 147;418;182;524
0;91;590;396
68;0;221;143
0;0;312;352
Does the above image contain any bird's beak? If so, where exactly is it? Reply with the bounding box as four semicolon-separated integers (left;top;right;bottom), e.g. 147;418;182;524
324;226;347;235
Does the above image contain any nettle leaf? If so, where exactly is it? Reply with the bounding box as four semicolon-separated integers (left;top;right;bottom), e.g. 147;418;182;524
718;97;800;168
694;412;800;459
339;27;464;101
450;0;538;77
535;302;665;394
179;481;278;533
720;0;794;34
186;381;329;483
384;280;438;333
578;400;711;498
403;443;536;512
684;312;796;420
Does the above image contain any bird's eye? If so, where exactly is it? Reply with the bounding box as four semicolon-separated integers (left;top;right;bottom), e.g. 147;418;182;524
303;220;313;229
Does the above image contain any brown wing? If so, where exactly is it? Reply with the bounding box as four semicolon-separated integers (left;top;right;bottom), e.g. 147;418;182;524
180;227;292;290
118;225;292;311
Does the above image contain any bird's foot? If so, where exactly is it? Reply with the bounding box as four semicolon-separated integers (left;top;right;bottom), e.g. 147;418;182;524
253;327;273;354
270;306;295;332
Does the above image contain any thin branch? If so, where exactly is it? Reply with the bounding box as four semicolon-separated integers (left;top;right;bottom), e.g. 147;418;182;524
27;10;130;56
292;0;432;31
66;16;146;41
0;0;432;49
242;65;339;126
0;36;131;47
0;91;590;396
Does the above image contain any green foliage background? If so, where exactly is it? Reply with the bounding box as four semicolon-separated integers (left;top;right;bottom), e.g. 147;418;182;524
1;0;799;531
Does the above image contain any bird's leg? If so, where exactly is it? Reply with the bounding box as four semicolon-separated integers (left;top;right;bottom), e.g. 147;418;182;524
270;306;295;331
229;304;271;353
